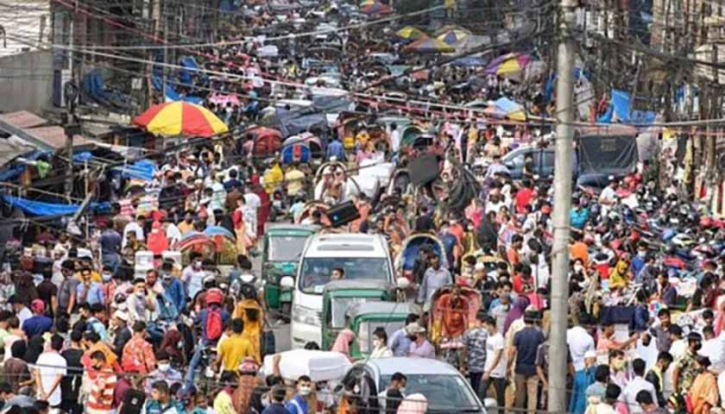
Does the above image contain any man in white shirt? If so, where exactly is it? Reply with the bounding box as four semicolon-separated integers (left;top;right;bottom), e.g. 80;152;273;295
567;322;595;372
9;296;32;328
34;335;67;413
623;359;658;414
122;215;145;248
699;329;725;373
598;178;618;217
481;315;506;410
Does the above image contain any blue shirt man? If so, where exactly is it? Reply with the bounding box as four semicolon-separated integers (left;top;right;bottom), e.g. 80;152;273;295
326;139;345;161
77;270;105;306
162;274;186;313
570;206;589;230
389;324;414;357
22;300;53;338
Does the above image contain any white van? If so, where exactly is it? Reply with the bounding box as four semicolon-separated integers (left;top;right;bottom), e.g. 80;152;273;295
283;233;394;349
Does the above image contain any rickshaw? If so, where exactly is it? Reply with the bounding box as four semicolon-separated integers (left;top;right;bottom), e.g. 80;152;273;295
294;201;332;226
246;127;283;161
347;302;417;360
429;285;482;369
262;224;319;316
282;133;324;165
394;233;448;282
313;162;363;203
320;280;393;351
173;231;238;273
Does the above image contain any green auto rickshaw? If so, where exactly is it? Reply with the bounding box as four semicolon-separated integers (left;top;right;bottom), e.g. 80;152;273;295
347;301;418;360
321;280;393;351
262;224;319;316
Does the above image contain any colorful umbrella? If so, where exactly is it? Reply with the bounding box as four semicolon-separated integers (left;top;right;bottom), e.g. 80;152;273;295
484;53;533;76
396;26;428;40
486;97;526;121
133;102;229;138
436;29;468;45
403;37;455;54
361;2;393;15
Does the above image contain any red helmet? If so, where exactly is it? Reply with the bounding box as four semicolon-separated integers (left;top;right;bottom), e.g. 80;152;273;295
206;289;223;306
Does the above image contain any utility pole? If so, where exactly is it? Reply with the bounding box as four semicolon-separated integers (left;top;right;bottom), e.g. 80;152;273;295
548;0;576;412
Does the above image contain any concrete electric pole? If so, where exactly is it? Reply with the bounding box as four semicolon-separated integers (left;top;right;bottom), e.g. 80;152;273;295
548;0;577;412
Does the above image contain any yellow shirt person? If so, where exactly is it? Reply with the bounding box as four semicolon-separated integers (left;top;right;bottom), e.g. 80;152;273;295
217;320;257;372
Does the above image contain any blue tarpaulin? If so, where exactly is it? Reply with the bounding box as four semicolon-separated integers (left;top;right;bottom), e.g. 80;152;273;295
450;56;488;67
112;159;156;181
73;152;94;163
152;73;203;105
2;195;79;216
0;150;46;182
596;89;656;125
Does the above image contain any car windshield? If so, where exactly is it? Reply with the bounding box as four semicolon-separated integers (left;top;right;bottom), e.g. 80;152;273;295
298;257;390;294
269;236;307;262
379;374;480;412
357;320;405;354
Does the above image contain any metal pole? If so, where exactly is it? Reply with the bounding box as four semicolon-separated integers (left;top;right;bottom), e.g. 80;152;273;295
548;0;576;411
162;18;168;101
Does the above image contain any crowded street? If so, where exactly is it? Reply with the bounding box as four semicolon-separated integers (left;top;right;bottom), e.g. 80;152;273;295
0;0;724;413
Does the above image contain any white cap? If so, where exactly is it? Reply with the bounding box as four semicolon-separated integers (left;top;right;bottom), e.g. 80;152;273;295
584;350;597;359
474;263;485;271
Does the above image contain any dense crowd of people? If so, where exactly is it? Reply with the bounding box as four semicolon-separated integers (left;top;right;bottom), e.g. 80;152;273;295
2;1;725;414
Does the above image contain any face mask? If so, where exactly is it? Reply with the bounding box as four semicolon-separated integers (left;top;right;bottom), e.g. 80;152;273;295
194;261;202;269
298;386;311;396
101;273;112;282
638;251;646;257
612;358;626;370
136;291;145;298
158;363;170;372
399;387;406;394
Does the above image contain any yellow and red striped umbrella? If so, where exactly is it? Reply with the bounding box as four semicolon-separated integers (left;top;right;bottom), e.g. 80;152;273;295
133;102;229;138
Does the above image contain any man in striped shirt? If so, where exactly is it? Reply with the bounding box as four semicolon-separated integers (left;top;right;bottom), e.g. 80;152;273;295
87;351;117;414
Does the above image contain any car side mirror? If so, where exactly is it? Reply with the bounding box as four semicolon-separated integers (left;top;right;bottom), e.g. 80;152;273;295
280;276;295;289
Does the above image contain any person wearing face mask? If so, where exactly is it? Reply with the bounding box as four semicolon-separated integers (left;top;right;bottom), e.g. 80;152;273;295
182;254;207;301
286;375;316;414
370;327;393;359
672;332;704;396
125;278;156;325
144;351;183;395
161;262;186;313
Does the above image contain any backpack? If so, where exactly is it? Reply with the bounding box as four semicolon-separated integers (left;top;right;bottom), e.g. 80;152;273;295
206;306;223;341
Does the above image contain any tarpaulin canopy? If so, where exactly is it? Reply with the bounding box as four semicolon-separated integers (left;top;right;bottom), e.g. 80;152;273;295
485;53;532;76
361;1;392;15
396;26;428;40
1;195;78;216
403;38;455;54
450;56;488;67
112;160;156;181
596;89;657;125
436;29;468;45
488;97;526;121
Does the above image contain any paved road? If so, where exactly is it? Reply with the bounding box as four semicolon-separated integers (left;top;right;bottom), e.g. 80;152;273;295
251;249;292;353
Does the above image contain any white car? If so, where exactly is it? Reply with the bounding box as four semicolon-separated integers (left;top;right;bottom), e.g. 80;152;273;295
342;357;487;413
